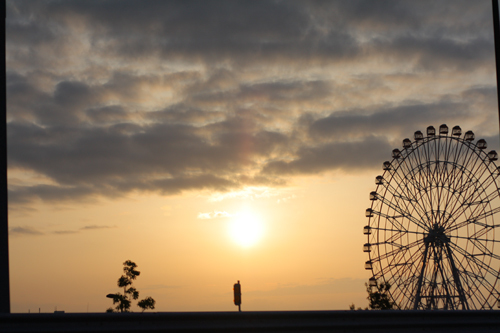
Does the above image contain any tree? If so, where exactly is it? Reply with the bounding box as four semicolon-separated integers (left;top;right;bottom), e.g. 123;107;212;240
107;260;156;312
348;281;395;310
366;281;395;310
138;297;156;312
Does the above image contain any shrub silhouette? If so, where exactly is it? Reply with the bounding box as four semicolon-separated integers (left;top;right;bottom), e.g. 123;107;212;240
366;281;395;310
348;281;395;310
107;260;156;312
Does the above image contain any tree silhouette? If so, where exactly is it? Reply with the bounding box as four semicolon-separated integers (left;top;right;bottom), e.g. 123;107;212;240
366;281;395;310
107;260;156;312
138;297;156;312
348;281;395;310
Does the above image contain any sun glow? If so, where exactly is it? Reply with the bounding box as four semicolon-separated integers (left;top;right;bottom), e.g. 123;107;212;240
228;212;265;247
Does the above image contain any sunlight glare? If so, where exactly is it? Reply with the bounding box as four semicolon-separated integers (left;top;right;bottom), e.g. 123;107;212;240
228;212;265;247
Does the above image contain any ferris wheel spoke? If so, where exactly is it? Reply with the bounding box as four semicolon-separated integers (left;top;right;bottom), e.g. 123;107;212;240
370;238;424;263
447;199;500;231
370;211;408;232
399;280;419;309
448;242;500;279
370;226;424;235
455;177;484;198
434;257;457;308
376;193;428;230
388;270;420;304
427;139;440;187
471;202;500;219
467;151;492;181
384;233;408;246
453;177;499;215
399;150;427;195
392;156;434;213
443;243;469;309
382;179;428;222
435;146;453;209
442;160;474;213
412;241;431;309
458;255;497;286
467;272;499;301
413;144;435;208
451;265;480;299
455;164;498;208
447;207;500;233
461;146;486;181
452;153;485;202
369;241;406;249
386;246;423;278
461;270;485;284
391;150;426;193
393;275;418;306
449;234;500;243
384;243;427;303
467;221;496;239
450;251;497;307
467;238;500;261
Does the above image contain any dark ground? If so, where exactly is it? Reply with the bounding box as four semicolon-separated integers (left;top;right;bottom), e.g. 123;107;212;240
1;310;500;332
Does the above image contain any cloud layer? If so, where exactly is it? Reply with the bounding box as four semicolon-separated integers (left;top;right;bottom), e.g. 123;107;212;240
6;0;499;207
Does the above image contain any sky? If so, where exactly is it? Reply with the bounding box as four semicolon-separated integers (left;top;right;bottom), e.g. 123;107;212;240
6;0;500;312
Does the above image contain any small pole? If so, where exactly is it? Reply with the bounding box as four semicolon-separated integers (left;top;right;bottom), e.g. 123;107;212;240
0;0;10;315
233;280;242;312
492;0;500;138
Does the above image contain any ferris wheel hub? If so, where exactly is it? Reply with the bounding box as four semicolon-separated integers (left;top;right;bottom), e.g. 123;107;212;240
424;224;449;245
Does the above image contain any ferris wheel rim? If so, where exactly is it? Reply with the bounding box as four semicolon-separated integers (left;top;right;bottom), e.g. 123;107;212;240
364;126;500;310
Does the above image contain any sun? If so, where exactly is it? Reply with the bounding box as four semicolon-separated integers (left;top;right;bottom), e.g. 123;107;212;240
228;212;265;247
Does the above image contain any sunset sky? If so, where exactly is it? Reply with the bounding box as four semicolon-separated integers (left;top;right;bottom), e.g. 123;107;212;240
6;0;500;312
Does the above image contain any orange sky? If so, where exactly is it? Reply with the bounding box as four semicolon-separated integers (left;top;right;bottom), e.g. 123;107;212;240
6;0;500;312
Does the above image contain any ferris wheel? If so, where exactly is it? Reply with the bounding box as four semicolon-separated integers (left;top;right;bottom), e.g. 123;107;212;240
364;124;500;310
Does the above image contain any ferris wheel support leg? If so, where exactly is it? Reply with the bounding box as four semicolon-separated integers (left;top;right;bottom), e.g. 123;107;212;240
413;241;430;310
445;243;469;310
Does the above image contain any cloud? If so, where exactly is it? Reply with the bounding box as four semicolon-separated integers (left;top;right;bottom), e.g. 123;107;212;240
262;136;393;176
7;0;493;70
6;1;499;209
308;101;470;141
49;225;117;235
9;226;43;236
53;230;79;235
80;225;117;230
197;211;232;220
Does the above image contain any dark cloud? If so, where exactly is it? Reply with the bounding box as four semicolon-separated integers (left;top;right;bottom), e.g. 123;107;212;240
309;101;470;141
262;136;393;176
6;1;494;69
7;114;289;203
6;1;499;206
147;105;224;125
50;225;116;235
239;80;333;103
85;105;132;124
8;184;100;204
53;230;79;235
9;226;44;236
80;225;116;230
371;35;493;71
